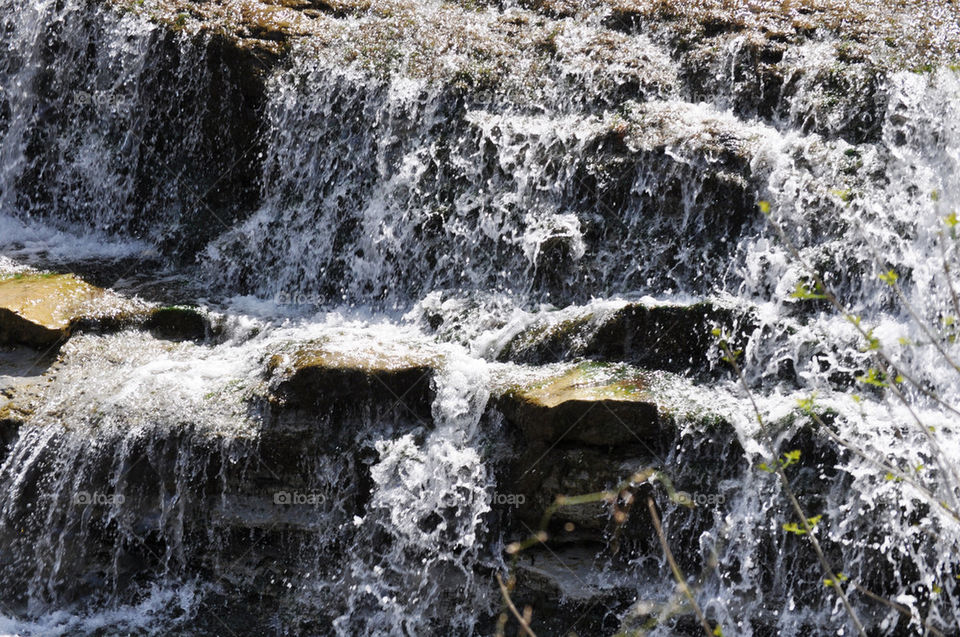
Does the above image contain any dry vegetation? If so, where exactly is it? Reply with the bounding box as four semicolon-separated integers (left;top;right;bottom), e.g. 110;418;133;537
603;0;960;64
111;0;959;75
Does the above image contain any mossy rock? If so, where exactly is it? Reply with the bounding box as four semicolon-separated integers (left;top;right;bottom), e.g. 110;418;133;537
0;273;147;348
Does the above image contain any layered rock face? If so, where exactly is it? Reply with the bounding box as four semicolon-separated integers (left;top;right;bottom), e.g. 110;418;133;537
9;0;957;300
0;274;753;635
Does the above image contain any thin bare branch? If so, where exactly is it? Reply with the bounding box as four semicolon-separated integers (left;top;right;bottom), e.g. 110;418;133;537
646;498;715;637
496;574;539;637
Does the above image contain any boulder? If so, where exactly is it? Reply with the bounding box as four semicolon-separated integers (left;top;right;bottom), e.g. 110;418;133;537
496;363;662;446
145;306;211;341
266;343;438;420
0;273;148;348
498;299;755;375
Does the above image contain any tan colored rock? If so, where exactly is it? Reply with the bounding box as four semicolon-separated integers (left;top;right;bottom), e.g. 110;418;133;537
0;273;147;348
497;363;662;446
265;337;441;425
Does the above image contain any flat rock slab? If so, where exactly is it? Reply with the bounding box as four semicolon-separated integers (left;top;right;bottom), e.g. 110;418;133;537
0;345;55;458
266;338;441;424
498;299;754;375
0;273;147;347
496;363;664;447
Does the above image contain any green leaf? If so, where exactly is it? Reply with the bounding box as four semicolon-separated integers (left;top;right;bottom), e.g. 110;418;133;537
713;625;724;637
789;281;827;300
826;573;849;586
782;522;806;535
758;201;771;215
796;394;816;413
945;211;959;227
878;270;899;285
830;188;853;202
856;368;888;388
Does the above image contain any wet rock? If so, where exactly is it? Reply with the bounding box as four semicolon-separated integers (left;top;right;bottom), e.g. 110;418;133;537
499;299;755;375
0;346;55;452
511;546;636;634
0;273;148;348
600;0;954;142
492;363;674;533
496;363;663;446
145;306;210;341
260;339;441;471
266;343;438;421
0;414;17;461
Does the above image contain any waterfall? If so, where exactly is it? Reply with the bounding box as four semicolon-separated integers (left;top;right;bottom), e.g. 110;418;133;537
2;0;960;634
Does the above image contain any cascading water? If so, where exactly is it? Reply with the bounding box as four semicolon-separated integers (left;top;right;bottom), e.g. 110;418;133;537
2;0;960;634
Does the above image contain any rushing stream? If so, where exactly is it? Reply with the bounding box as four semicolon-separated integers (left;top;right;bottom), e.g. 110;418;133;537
1;0;959;634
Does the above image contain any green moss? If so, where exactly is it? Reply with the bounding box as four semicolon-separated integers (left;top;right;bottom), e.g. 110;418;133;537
0;272;58;282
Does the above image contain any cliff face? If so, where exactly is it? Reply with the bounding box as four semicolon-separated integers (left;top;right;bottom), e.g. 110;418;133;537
6;0;957;299
1;0;960;635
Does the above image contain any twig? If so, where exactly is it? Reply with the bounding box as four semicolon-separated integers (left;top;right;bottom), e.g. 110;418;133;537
720;340;869;637
496;574;538;637
850;581;946;637
646;499;715;637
